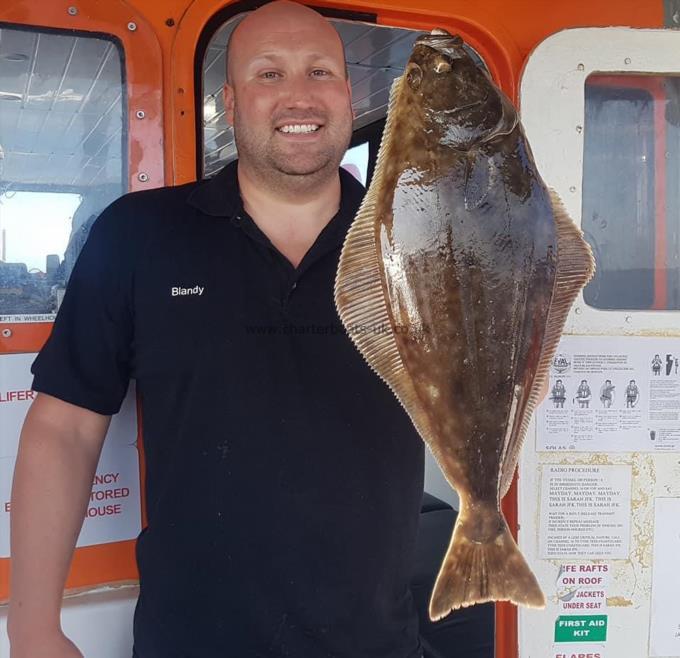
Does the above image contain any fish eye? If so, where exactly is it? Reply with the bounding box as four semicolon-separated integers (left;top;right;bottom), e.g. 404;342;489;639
406;63;423;90
434;58;451;74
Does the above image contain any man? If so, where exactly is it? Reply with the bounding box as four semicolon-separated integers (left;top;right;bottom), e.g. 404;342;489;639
8;3;425;657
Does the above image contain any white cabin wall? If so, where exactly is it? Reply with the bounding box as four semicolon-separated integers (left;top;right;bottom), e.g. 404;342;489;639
0;587;138;658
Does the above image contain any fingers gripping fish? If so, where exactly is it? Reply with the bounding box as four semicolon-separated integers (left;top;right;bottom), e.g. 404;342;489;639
334;30;594;620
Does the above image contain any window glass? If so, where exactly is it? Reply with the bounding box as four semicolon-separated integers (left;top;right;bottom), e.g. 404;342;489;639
582;74;680;310
340;142;369;185
0;25;126;321
202;12;247;176
200;16;488;178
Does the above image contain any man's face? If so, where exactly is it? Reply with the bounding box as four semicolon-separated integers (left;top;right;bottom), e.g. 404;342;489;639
224;16;353;181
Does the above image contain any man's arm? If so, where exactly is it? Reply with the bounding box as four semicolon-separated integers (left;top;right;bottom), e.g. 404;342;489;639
7;392;111;657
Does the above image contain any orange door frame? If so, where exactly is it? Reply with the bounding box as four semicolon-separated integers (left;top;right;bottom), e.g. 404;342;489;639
0;0;164;602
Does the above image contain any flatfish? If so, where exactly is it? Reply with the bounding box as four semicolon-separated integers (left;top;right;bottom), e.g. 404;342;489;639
334;30;594;620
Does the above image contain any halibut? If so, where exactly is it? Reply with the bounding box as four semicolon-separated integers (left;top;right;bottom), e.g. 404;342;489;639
334;30;594;620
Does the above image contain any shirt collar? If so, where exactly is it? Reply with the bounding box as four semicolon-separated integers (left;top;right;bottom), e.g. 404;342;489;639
187;159;366;225
187;159;241;218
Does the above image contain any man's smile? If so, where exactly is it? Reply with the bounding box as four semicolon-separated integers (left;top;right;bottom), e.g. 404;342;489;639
277;123;321;134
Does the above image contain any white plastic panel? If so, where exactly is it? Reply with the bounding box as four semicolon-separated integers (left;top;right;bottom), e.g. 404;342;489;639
0;354;141;558
0;586;138;657
519;28;680;658
520;27;680;334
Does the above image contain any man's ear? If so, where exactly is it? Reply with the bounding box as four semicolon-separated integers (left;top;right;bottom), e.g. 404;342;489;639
223;83;235;126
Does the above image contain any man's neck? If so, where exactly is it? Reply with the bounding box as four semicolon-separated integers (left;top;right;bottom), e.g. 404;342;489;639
237;161;342;268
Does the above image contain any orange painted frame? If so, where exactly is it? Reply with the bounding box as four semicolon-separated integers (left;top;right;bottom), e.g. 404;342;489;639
0;0;163;602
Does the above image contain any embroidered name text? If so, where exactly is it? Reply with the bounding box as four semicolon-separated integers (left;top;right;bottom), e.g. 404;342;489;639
172;286;204;297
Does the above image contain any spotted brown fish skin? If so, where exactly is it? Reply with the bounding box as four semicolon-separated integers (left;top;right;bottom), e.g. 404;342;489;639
380;36;556;514
335;31;594;619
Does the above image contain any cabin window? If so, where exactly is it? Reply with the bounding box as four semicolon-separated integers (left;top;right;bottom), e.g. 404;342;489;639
582;74;680;310
199;14;489;178
0;25;126;320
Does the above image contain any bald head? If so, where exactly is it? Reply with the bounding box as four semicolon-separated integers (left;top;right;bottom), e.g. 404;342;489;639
226;1;347;83
221;0;354;195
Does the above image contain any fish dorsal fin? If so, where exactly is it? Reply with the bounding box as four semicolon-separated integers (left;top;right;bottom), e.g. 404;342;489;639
499;190;595;497
335;76;437;450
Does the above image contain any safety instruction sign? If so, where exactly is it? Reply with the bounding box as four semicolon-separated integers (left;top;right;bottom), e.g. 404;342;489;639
556;562;610;613
0;352;141;556
555;615;608;642
537;336;680;452
0;314;57;324
539;464;631;559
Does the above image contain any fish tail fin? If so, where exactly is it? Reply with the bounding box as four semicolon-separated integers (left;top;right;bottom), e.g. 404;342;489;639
428;507;545;621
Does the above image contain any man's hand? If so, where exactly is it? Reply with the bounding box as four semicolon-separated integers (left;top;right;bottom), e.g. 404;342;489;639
10;628;83;658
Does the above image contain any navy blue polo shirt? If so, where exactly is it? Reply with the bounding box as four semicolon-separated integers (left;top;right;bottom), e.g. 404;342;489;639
31;161;425;658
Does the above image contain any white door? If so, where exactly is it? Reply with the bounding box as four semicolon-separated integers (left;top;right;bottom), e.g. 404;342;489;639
518;28;680;658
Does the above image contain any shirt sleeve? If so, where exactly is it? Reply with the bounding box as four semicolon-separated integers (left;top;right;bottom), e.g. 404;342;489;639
31;197;135;415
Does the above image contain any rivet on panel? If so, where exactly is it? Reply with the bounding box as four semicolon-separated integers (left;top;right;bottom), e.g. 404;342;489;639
138;172;149;182
624;57;631;65
166;18;176;27
67;6;78;16
577;63;584;71
1;328;12;338
135;110;145;119
574;307;582;315
625;315;632;323
576;125;583;134
569;185;577;193
127;22;137;32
